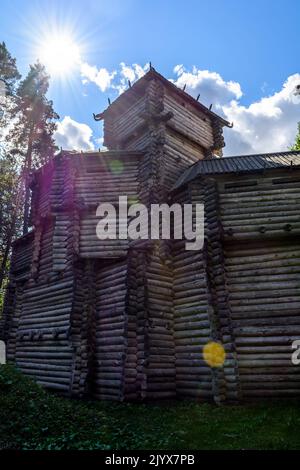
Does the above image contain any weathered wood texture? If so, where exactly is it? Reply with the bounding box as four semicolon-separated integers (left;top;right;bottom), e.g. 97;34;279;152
10;278;74;391
172;185;214;400
219;171;300;241
93;260;128;400
210;171;300;399
201;180;240;402
225;241;300;397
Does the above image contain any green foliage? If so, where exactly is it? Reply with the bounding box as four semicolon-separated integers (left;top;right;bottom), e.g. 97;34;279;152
291;122;300;151
0;153;22;293
0;365;111;450
0;43;22;293
0;42;21;148
8;62;59;169
0;42;21;96
0;158;21;247
1;365;300;450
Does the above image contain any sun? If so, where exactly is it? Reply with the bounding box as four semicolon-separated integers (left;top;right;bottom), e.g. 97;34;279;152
38;34;81;77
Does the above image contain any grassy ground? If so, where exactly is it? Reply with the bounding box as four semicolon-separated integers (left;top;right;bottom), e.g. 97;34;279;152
0;364;300;450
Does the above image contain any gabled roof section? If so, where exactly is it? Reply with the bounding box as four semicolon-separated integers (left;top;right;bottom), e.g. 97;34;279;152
173;150;300;190
93;67;230;128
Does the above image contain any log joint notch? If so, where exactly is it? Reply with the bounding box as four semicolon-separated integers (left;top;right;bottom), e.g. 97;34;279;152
203;179;241;403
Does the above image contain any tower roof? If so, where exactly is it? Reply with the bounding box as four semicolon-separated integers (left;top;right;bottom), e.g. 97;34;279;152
93;67;231;128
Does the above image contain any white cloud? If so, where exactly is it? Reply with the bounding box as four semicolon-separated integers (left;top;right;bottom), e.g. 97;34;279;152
95;136;107;151
223;74;300;155
95;136;104;146
172;65;243;111
80;62;117;92
54;116;95;151
115;62;149;94
80;61;148;95
172;65;300;155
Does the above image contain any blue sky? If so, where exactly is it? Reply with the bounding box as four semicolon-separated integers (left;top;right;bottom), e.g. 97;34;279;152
1;0;300;155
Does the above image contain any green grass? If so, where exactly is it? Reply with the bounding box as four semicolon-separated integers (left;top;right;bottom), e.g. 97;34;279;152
0;364;300;450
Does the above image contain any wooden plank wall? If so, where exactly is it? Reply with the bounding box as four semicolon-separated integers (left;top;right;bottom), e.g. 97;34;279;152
202;180;240;402
4;233;34;361
225;242;300;398
218;170;300;398
93;260;128;400
13;279;74;392
182;170;300;401
74;153;140;259
144;243;175;399
10;233;34;282
172;185;214;400
74;153;140;206
163;91;214;151
79;212;129;258
69;260;92;397
163;128;206;189
104;95;147;149
5;285;23;362
220;171;300;241
123;249;148;400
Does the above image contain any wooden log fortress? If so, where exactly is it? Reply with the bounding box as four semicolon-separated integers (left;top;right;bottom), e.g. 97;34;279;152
1;68;300;402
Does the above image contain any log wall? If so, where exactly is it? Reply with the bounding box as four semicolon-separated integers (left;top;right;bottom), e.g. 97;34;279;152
172;185;214;400
123;249;148;399
216;168;300;398
219;171;300;241
13;278;74;392
93;260;128;400
163;91;214;150
225;241;300;398
185;169;300;400
143;243;175;399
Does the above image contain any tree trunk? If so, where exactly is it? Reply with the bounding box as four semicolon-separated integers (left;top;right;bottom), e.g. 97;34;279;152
0;173;24;290
0;200;18;290
23;124;34;235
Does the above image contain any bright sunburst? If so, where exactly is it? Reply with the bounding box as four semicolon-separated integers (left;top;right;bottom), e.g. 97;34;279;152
37;33;81;77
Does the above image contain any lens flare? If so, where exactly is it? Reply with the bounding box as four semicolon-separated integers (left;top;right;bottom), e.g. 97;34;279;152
128;195;140;206
203;341;226;368
109;159;124;175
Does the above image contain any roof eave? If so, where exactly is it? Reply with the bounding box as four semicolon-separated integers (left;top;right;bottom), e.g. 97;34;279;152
172;150;300;191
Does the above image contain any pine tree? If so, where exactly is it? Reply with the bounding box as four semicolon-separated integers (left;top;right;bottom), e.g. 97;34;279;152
1;58;59;292
8;62;59;233
0;43;21;293
0;42;21;153
0;159;23;293
0;41;21;97
291;122;300;151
